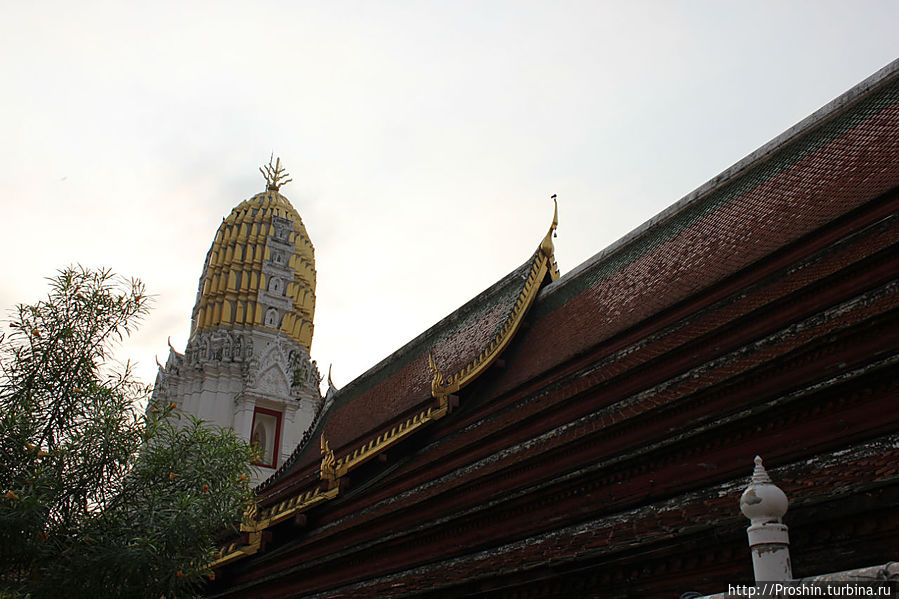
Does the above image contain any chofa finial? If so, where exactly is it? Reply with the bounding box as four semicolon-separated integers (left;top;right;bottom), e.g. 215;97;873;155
260;155;293;191
540;194;559;259
550;194;558;236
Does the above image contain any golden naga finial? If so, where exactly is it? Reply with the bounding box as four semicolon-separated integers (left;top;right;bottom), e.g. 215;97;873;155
320;434;336;482
540;194;559;258
260;155;293;191
241;499;259;531
429;352;447;399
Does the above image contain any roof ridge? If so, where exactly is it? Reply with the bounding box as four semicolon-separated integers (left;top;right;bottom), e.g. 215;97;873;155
548;58;899;297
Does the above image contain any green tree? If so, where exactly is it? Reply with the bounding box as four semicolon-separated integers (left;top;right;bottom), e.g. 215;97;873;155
0;267;254;599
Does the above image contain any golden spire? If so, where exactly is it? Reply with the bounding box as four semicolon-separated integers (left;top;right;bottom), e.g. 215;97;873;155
192;163;316;349
260;155;293;191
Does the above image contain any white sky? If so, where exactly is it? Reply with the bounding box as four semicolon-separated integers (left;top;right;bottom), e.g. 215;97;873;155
1;1;897;390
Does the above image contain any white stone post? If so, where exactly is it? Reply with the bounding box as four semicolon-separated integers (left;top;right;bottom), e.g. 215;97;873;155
739;456;793;583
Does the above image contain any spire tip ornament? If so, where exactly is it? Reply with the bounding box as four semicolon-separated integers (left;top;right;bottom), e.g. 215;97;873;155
750;455;773;485
260;155;293;191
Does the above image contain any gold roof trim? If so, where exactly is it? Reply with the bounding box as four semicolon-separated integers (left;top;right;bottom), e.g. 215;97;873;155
209;403;445;571
333;402;447;478
431;196;559;400
209;484;339;569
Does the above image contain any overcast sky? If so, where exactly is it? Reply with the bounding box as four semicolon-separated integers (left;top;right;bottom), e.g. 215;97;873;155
1;1;897;390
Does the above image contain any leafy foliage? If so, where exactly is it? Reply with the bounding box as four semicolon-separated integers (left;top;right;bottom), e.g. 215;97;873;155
0;267;254;599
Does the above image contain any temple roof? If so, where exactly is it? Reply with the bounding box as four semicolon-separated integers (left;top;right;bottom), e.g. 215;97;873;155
253;56;899;499
509;57;899;393
209;58;899;576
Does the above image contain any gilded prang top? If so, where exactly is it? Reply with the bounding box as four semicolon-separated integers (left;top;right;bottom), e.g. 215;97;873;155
190;161;316;350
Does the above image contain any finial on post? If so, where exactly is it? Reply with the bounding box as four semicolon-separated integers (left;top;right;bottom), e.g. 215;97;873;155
739;456;792;582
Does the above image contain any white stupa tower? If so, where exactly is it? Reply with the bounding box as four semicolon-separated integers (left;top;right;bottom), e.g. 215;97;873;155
152;158;322;484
